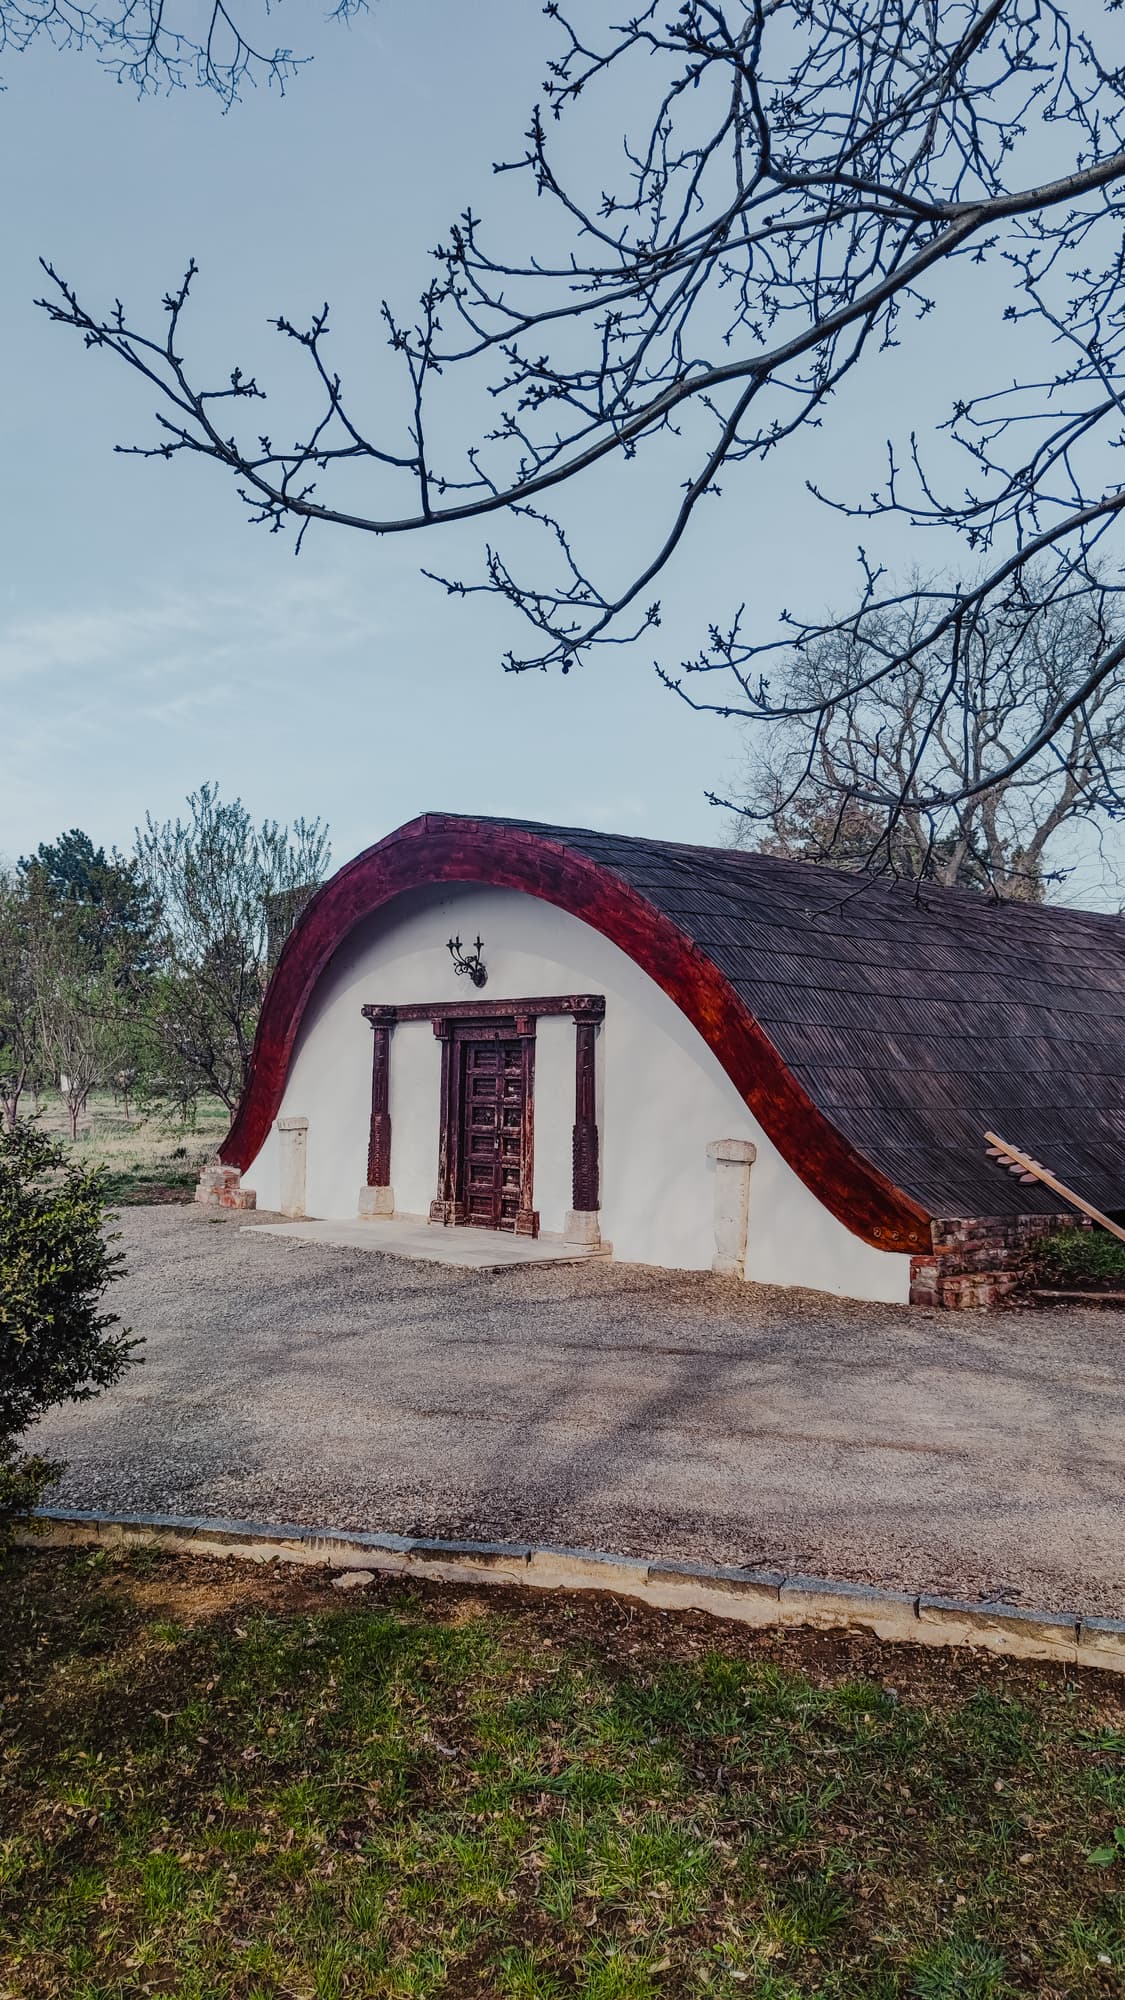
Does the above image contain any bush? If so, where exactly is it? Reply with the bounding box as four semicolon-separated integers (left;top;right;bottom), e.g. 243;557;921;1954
0;1120;138;1536
1032;1227;1125;1288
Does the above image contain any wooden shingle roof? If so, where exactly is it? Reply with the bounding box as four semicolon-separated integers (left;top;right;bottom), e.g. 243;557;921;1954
497;818;1125;1220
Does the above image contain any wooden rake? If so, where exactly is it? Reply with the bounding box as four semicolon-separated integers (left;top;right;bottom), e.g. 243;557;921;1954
984;1130;1125;1246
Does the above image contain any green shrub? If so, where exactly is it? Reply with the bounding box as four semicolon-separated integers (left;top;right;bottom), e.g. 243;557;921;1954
0;1119;138;1535
1032;1227;1125;1287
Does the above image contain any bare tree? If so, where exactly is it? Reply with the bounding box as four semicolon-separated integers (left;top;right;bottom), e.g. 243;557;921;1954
134;782;330;1111
0;871;41;1129
32;904;121;1141
1;1;361;103
35;2;1125;815
3;856;145;1135
730;570;1125;898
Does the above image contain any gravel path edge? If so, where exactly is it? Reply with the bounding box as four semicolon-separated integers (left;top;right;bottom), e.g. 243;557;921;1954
20;1505;1125;1676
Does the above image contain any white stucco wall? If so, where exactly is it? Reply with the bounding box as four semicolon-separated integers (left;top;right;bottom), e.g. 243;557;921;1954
248;882;911;1304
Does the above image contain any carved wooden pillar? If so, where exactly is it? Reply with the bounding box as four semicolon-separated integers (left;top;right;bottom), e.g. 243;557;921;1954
566;1003;603;1246
429;1016;466;1224
359;1006;395;1217
514;1013;540;1238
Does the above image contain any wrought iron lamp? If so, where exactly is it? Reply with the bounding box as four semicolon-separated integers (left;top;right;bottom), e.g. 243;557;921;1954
447;934;487;988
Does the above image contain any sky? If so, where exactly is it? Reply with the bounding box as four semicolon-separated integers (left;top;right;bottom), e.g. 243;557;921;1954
2;1;1121;900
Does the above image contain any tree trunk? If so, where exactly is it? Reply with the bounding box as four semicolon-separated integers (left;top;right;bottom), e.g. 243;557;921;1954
936;837;970;888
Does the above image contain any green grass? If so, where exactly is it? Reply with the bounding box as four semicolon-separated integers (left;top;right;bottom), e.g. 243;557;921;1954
1;1551;1124;1997
1031;1228;1125;1288
32;1090;229;1203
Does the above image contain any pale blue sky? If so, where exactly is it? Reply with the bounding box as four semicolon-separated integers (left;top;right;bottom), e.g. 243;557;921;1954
2;2;1118;898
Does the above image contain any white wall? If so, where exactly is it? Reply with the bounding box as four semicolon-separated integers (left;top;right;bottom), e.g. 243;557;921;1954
248;882;911;1304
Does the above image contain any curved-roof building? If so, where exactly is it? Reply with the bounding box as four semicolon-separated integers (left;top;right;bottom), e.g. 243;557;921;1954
215;814;1124;1306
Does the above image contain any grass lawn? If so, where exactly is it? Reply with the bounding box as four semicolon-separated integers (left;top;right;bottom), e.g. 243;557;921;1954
31;1092;229;1203
1;1553;1123;1998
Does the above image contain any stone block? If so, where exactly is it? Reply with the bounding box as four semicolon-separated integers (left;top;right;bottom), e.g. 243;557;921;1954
917;1595;1078;1662
647;1560;784;1621
563;1208;602;1247
197;1163;254;1208
304;1527;412;1562
707;1138;758;1166
707;1137;756;1277
358;1184;395;1218
779;1574;919;1642
1076;1615;1125;1672
278;1117;308;1217
406;1539;534;1585
408;1538;533;1567
938;1272;1017;1310
525;1545;651;1596
647;1557;782;1597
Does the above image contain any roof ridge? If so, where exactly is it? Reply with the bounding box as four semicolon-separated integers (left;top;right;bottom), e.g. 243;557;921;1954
460;812;1125;934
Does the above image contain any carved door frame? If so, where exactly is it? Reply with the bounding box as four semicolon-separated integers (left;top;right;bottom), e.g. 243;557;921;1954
430;1015;538;1235
362;994;604;1240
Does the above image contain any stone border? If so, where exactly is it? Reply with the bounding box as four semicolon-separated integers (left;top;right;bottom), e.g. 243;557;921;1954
20;1508;1125;1675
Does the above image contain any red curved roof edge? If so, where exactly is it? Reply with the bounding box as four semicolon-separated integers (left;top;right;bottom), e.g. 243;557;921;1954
221;813;932;1254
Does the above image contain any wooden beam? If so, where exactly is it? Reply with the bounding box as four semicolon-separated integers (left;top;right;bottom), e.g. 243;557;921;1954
983;1130;1125;1246
364;994;604;1027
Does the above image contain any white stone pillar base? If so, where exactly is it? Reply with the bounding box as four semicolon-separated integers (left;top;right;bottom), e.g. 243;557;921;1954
563;1209;602;1247
707;1139;756;1277
358;1185;395;1219
278;1116;308;1218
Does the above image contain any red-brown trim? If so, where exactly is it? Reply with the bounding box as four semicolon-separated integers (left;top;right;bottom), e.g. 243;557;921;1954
221;813;931;1253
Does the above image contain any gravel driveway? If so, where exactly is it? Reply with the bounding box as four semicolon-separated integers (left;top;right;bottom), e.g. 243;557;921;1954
29;1205;1125;1615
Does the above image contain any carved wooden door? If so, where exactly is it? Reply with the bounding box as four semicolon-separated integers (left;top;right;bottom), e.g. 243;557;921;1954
461;1039;525;1230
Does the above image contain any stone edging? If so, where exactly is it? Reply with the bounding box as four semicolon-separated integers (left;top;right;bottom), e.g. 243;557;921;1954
22;1508;1125;1674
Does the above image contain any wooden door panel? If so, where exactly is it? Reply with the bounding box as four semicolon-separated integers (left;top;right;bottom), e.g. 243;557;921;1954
460;1038;521;1230
429;1026;537;1235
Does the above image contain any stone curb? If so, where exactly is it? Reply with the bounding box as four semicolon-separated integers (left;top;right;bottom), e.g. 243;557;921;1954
19;1508;1125;1674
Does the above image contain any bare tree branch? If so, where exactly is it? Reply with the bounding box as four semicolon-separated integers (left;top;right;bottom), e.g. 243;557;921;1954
1;1;362;103
34;0;1125;809
728;565;1125;895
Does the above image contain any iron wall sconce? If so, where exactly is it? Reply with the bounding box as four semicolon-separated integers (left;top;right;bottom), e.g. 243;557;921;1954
447;934;488;988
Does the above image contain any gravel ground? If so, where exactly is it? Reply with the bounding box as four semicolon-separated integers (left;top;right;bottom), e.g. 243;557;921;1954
28;1204;1125;1615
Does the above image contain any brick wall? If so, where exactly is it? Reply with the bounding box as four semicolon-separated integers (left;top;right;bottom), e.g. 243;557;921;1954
195;1163;257;1211
909;1213;1080;1310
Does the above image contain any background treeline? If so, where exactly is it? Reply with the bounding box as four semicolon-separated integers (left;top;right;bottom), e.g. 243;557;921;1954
0;784;329;1136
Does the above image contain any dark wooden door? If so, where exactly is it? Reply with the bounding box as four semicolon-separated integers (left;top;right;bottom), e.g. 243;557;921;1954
461;1039;525;1230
